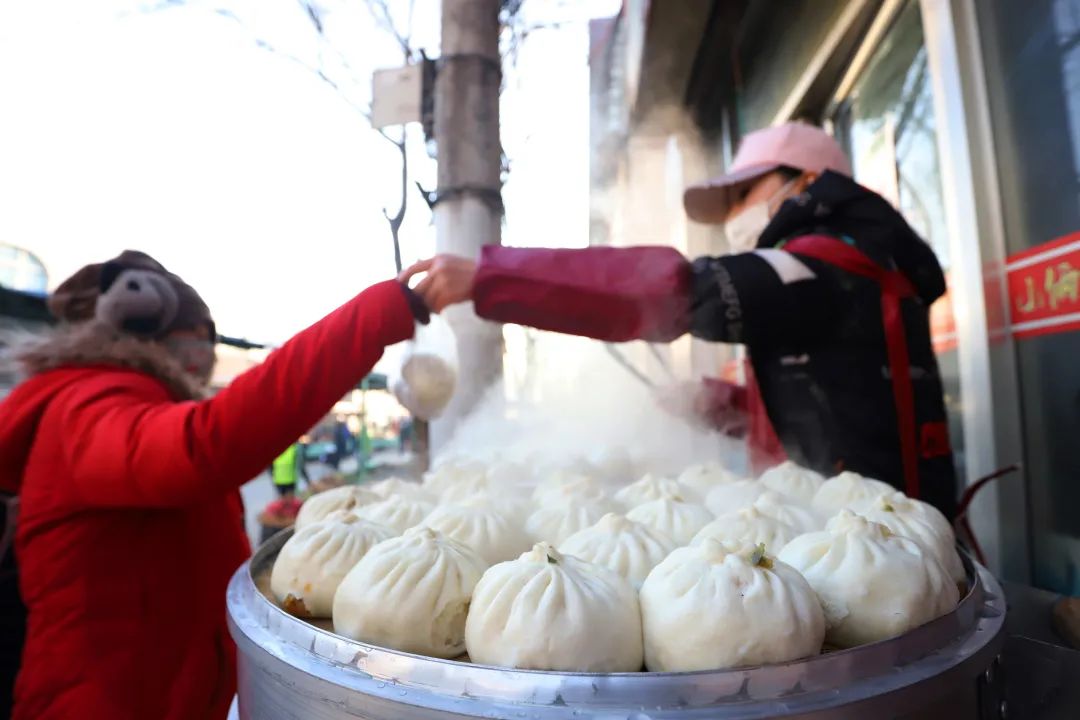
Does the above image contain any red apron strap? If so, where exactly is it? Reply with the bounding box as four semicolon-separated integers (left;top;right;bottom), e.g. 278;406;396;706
783;235;921;499
743;360;789;476
880;291;919;500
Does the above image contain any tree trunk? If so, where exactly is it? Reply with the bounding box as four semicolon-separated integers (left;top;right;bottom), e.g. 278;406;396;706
431;0;504;452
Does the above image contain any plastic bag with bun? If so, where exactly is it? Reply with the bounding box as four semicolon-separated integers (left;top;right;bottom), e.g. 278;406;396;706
391;313;458;420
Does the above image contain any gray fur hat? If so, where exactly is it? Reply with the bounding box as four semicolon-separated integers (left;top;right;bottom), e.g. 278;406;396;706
48;250;215;339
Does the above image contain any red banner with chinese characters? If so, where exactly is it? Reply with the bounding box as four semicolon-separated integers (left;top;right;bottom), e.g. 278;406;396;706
1006;232;1080;339
929;271;1013;352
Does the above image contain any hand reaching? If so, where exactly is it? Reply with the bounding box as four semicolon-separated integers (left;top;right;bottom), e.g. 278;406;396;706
654;381;706;422
655;380;750;437
398;255;478;313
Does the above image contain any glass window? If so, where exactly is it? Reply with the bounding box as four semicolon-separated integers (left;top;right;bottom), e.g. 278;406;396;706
978;0;1080;594
0;244;47;294
832;1;967;482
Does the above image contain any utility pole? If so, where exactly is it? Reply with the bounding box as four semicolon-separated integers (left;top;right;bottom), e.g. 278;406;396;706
430;0;504;451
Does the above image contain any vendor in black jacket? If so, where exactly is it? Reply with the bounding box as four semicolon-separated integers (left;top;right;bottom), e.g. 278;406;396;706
402;122;959;520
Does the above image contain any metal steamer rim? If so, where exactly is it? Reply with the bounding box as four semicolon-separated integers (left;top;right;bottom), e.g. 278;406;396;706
227;529;1006;718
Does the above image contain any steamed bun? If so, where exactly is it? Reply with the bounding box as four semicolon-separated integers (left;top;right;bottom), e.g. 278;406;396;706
420;498;533;565
849;491;954;544
525;500;612;545
559;513;676;587
849;492;965;584
626;494;713;545
438;472;495;503
640;539;825;671
705;479;768;516
422;459;488;496
271;511;395;617
810;471;894;518
295;485;380;530
352;494;434;534
588;446;636;483
465;543;643;671
752;491;822;535
692;506;797;554
332;526;487;658
759;461;826;505
366;476;434;503
678;462;745;500
613;474;688;510
394;353;456;420
778;510;958;648
531;472;611;507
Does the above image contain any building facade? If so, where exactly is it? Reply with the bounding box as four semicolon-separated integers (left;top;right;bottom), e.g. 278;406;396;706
0;244;47;295
591;0;1080;594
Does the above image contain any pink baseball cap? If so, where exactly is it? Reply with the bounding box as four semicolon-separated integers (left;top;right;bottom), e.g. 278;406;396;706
683;122;852;224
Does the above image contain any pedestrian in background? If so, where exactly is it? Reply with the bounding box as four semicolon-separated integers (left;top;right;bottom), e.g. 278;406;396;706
329;416;356;470
271;440;309;497
398;416;414;453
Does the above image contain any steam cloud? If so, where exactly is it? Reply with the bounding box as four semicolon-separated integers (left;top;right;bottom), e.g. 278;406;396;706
434;328;748;486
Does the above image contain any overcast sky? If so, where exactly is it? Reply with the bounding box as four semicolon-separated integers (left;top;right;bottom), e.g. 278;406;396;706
0;0;610;343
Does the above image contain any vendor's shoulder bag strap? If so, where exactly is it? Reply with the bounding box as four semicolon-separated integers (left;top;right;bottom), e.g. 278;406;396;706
782;234;920;499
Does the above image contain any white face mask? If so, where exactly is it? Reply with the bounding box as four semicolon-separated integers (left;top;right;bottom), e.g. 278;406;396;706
723;178;799;254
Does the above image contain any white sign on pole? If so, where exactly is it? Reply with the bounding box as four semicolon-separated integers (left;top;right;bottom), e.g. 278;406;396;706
371;64;423;129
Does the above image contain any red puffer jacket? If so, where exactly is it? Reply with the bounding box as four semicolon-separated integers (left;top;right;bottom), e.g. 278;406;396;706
0;280;415;720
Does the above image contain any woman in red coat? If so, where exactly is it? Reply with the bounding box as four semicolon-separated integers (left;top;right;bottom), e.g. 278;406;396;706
0;250;426;720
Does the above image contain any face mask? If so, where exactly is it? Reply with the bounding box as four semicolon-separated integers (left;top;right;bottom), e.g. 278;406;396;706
724;178;799;254
163;336;216;385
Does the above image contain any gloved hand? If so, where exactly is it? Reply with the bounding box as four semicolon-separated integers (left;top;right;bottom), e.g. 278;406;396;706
655;379;750;438
654;381;705;422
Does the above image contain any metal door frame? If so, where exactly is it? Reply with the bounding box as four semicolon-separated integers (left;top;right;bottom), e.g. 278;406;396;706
918;0;1029;581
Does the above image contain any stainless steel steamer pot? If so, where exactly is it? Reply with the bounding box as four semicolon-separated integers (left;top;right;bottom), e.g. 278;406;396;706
227;530;1007;719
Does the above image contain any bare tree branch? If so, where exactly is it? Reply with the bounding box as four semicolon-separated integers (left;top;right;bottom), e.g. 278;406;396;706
383;130;407;273
354;0;414;273
302;1;324;34
363;0;411;59
131;1;370;112
294;1;371;91
129;0;447;276
212;6;355;100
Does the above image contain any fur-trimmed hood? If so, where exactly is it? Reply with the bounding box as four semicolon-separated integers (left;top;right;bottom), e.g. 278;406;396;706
0;322;207;494
3;321;207;402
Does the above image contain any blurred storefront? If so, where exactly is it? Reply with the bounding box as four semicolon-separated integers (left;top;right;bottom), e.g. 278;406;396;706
0;244;47;295
0;287;52;399
590;0;1080;596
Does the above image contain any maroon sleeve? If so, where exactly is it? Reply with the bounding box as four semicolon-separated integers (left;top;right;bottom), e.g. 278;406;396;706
58;280;416;508
472;245;693;342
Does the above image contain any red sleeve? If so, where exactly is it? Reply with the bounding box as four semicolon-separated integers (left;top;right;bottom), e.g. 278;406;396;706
696;377;749;436
58;280;415;508
472;245;693;342
701;377;748;412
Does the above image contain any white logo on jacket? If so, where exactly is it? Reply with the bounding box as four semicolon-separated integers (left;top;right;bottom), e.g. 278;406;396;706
753;249;816;285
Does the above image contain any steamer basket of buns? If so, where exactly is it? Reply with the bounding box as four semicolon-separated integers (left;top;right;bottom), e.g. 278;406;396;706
227;456;1006;719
